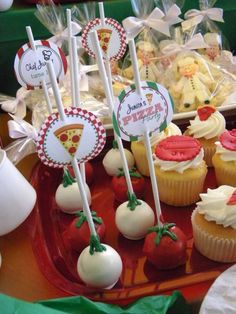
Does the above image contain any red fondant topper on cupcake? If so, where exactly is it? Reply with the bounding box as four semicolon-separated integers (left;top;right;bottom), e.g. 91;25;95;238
36;107;106;168
197;105;216;121
14;39;67;90
155;135;202;162
82;17;127;61
220;129;236;151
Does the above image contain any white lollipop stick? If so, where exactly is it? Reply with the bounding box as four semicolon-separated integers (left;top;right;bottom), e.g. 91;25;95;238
143;131;162;227
98;2;113;92
128;39;142;96
66;9;76;108
42;80;53;114
90;31;134;196
98;2;105;27
90;31;113;112
46;61;66;122
72;157;97;236
71;36;86;183
71;36;81;107
26;26;52;115
26;26;36;51
128;38;162;226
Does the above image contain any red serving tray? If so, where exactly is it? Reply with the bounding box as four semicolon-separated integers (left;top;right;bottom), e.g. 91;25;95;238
29;160;233;305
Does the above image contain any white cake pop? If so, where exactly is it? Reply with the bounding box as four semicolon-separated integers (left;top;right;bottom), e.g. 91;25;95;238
102;140;135;176
55;168;91;214
115;199;155;240
77;243;122;289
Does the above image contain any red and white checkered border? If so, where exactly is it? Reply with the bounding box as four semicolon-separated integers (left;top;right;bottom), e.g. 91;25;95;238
36;107;106;168
82;17;127;61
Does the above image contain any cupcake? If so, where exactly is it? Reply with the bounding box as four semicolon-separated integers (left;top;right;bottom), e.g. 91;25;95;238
212;129;236;186
154;135;207;206
192;185;236;262
131;122;181;176
185;105;225;167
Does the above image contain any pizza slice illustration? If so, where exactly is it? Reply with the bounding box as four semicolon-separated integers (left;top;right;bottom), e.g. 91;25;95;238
145;93;153;105
97;28;112;53
54;123;84;157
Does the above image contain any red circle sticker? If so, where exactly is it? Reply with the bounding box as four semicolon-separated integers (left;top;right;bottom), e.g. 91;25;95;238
36;107;106;168
14;40;67;90
82;18;127;61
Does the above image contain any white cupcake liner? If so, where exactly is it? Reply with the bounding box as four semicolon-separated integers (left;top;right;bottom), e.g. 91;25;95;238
192;210;236;263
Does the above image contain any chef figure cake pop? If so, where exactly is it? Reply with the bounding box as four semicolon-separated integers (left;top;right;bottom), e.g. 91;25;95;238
172;57;212;111
123;41;160;82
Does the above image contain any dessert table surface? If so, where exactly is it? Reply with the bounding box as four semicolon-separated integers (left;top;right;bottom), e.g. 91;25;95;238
0;113;217;314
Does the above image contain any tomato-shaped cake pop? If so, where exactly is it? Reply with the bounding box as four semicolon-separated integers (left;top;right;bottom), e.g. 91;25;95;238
77;239;122;289
102;140;135;176
143;223;187;269
111;168;146;202
55;168;91;213
63;211;106;253
115;195;155;240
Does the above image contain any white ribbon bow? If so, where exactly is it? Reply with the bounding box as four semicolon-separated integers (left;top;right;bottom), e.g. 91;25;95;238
0;90;27;119
161;33;209;55
182;8;224;31
50;21;82;47
123;5;182;39
5;115;38;164
80;64;98;91
8;115;37;151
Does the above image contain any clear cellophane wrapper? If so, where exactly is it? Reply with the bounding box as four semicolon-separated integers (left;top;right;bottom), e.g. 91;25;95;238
35;0;68;53
4;136;37;165
154;0;184;73
162;49;236;113
182;0;236;74
71;2;96;59
121;0;161;83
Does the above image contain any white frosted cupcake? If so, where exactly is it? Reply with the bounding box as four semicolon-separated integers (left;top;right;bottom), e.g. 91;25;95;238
186;105;225;167
154;135;207;206
131;122;182;176
212;129;236;186
192;185;236;262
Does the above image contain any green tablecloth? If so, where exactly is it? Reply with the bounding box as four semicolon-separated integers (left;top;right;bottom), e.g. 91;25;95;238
0;290;190;314
0;0;236;96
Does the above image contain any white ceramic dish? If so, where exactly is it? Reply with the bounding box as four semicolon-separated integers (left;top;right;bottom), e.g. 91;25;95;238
200;264;236;314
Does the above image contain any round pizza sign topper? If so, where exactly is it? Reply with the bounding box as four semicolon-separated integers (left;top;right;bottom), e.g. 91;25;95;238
36;107;106;168
82;18;127;61
14;40;67;90
114;81;174;142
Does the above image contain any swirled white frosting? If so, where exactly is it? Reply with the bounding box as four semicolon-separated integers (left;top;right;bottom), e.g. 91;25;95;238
139;123;182;147
153;148;204;174
196;185;236;228
187;111;225;139
215;141;236;164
